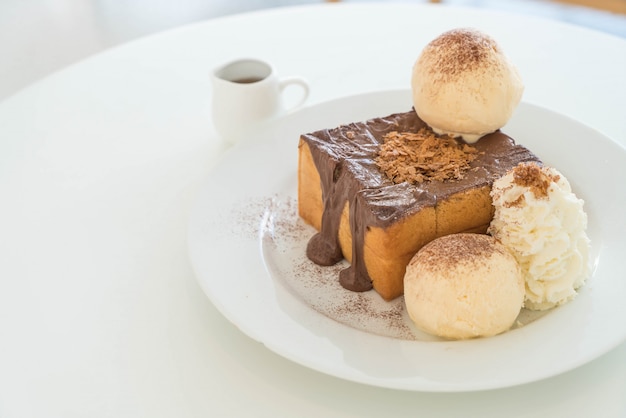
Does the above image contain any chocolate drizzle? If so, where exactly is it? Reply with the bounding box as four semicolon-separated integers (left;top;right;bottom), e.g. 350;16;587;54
301;110;540;294
339;189;370;291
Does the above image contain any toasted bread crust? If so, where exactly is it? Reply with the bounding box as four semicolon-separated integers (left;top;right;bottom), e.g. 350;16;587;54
299;139;494;300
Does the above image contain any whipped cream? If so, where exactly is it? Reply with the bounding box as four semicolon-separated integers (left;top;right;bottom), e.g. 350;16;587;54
488;163;590;310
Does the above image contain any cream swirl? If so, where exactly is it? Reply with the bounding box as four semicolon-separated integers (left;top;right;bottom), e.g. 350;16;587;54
488;163;590;310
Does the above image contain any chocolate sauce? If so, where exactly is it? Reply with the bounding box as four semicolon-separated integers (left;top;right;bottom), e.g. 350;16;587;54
301;110;539;294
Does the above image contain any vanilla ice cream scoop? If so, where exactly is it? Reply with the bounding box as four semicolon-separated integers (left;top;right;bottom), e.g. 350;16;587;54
488;162;591;310
404;233;524;340
411;28;524;143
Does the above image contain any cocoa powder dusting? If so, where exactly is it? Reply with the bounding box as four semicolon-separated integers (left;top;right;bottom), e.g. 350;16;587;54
259;195;418;340
422;28;500;81
375;128;480;184
414;233;501;272
512;162;559;199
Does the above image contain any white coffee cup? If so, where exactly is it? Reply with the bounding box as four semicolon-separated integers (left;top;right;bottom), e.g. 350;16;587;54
211;58;310;145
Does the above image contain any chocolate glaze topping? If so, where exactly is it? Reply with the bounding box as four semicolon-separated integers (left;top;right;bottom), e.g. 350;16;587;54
301;110;540;293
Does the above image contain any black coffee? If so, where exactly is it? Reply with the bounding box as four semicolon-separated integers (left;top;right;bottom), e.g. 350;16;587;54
232;77;263;84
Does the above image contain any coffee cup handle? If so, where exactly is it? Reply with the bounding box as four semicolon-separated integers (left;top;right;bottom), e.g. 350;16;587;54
279;77;310;112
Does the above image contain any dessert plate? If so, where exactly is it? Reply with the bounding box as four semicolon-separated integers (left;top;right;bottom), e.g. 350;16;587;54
187;90;626;392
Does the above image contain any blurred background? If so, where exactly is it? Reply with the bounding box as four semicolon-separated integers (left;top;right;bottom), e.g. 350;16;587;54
1;0;625;102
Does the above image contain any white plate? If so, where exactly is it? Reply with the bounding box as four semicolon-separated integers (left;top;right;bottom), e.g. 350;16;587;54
188;90;626;392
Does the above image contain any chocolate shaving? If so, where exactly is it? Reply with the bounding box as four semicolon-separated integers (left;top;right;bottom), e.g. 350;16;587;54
375;127;480;184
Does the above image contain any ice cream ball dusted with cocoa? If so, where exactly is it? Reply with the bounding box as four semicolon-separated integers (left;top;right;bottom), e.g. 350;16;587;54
404;233;525;340
411;28;524;143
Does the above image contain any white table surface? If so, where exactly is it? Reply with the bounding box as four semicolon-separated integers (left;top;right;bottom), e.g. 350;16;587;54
1;3;625;417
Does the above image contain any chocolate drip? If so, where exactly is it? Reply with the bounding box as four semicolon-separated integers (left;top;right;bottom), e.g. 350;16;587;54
340;191;372;292
306;232;342;266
